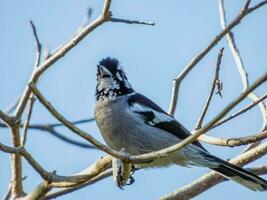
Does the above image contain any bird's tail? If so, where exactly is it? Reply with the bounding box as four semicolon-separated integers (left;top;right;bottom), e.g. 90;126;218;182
206;155;267;191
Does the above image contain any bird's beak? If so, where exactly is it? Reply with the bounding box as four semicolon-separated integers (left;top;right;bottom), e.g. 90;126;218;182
98;65;113;77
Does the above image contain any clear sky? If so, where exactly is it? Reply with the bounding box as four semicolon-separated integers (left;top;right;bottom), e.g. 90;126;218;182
1;0;267;199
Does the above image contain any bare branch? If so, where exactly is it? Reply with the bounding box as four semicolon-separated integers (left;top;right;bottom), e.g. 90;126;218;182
0;141;112;188
34;126;97;149
10;127;23;198
0;110;13;126
22;181;51;200
249;165;267;175
0;118;94;129
44;169;112;200
2;183;12;200
168;0;267;116
243;0;252;11
199;129;267;147
77;7;94;31
110;17;155;26
218;0;267;153
7;20;43;198
49;156;112;187
29;20;42;67
195;48;224;130
160;142;267;200
0;118;96;149
13;0;113;119
21;96;35;146
211;93;267;129
21;21;42;147
45;118;95;128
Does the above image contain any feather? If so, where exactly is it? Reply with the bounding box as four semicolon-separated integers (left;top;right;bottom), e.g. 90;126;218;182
128;93;205;149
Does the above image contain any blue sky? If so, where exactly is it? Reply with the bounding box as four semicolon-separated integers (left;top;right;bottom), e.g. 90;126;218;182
1;0;267;199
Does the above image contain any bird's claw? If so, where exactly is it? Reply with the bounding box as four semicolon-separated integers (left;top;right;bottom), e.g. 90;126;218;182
112;149;135;189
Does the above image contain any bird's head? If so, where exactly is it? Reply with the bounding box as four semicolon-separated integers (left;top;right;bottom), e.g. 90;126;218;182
96;57;134;101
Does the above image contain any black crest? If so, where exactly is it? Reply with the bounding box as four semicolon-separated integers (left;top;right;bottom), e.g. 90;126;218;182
96;57;134;101
98;57;120;76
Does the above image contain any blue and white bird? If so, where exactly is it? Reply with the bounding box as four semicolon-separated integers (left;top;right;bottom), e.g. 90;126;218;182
94;57;267;191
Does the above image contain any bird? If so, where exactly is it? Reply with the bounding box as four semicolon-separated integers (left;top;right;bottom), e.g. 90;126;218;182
94;57;267;191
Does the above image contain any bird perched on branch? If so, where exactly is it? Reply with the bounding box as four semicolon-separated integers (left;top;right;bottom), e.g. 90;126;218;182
94;57;267;191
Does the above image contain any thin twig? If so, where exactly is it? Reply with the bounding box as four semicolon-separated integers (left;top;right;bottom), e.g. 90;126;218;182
110;17;155;26
199;129;267;147
0;118;94;129
211;93;267;129
243;0;252;11
195;48;224;130
2;183;12;200
21;21;42;147
0;118;96;149
47;118;95;128
29;20;42;65
21;96;36;146
168;0;267;116
34;126;97;149
160;142;267;200
77;7;93;31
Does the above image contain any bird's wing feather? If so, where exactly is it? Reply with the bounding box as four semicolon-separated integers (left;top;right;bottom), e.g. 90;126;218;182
128;93;206;150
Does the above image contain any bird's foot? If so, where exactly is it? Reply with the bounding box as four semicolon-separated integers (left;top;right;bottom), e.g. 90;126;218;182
112;148;134;189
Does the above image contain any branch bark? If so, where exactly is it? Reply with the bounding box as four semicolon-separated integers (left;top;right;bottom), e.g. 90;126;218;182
199;129;267;147
43;169;112;199
10;127;23;199
211;93;267;129
0;111;13;126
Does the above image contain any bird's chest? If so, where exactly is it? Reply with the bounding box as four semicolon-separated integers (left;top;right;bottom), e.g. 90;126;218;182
95;99;139;151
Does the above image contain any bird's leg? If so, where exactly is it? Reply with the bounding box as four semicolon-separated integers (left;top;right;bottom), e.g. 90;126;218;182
112;148;133;189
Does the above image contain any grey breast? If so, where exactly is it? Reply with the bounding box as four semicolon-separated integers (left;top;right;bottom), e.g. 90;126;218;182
94;96;182;156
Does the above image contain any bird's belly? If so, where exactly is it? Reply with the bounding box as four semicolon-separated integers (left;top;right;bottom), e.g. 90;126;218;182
96;108;153;154
95;105;189;167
